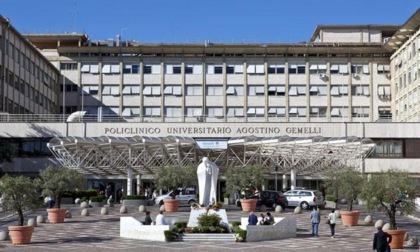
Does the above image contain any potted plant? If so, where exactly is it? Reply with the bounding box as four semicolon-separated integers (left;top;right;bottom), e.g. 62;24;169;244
36;166;84;223
225;165;265;212
0;175;42;244
360;168;418;249
154;165;197;212
323;167;364;226
223;193;230;205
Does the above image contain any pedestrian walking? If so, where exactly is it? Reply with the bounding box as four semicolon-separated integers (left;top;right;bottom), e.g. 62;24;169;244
328;209;336;238
310;206;320;237
373;226;392;252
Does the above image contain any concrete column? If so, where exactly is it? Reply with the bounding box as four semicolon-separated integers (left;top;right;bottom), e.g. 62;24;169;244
136;174;141;195
127;167;132;196
282;174;287;190
290;169;296;190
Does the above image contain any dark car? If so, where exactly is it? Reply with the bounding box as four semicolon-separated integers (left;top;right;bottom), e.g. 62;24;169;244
236;190;288;209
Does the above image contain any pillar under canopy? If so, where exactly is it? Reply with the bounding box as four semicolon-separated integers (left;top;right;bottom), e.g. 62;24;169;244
290;168;296;190
127;167;132;196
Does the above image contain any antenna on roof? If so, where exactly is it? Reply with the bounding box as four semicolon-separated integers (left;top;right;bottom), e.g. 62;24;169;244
70;2;77;32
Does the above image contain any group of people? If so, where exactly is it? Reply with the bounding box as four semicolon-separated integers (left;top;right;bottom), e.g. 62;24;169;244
310;207;392;252
309;206;336;238
142;210;166;226
248;211;274;225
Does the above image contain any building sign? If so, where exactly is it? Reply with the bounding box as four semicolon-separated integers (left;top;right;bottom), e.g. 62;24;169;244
103;125;323;137
195;140;228;149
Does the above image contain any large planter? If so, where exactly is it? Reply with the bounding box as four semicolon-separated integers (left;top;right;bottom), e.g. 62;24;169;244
240;199;258;212
163;199;180;212
8;225;34;245
47;208;67;223
387;229;406;249
340;211;360;226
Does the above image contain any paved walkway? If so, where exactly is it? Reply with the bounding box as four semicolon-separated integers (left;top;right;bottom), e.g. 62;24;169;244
0;204;419;252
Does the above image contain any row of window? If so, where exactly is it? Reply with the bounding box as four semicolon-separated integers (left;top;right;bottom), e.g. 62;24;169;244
63;62;390;75
80;84;388;97
0;138;52;157
7;42;56;86
81;106;389;118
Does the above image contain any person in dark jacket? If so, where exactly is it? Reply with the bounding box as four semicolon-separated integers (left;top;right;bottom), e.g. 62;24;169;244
248;211;258;225
373;226;392;252
143;211;153;225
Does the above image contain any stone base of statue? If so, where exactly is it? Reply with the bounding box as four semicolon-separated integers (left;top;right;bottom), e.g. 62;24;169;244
187;208;228;227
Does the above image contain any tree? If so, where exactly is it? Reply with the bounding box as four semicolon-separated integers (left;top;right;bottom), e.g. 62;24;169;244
154;165;197;197
225;165;266;199
360;168;418;230
36;166;84;209
0;175;42;226
323;167;365;211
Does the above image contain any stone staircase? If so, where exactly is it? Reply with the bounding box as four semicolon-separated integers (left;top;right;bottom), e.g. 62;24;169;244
179;233;236;242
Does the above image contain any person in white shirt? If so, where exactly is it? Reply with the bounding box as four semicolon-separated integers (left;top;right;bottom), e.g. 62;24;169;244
155;210;166;225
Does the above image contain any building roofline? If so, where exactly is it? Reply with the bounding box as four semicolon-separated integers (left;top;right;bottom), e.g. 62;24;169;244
310;24;401;42
0;15;60;74
384;8;420;52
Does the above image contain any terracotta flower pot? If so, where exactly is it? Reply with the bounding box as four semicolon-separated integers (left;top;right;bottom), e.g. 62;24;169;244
47;208;67;223
340;211;360;226
163;199;180;212
240;199;258;212
8;225;34;245
387;229;406;249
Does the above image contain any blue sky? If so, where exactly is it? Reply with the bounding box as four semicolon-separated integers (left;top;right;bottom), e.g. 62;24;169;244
1;1;419;43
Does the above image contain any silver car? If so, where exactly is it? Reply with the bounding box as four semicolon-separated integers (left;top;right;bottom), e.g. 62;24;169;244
154;189;197;206
283;189;325;210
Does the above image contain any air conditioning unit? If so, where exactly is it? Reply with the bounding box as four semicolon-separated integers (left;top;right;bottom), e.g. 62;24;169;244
319;73;326;79
352;73;359;78
386;74;391;79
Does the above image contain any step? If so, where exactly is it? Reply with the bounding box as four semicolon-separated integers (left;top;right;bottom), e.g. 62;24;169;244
179;233;236;242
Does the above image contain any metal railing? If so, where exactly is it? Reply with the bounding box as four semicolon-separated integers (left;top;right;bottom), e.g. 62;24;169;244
0;113;404;123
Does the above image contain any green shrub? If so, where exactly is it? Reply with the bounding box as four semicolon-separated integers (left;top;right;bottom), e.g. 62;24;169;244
174;221;187;229
223;193;230;198
197;213;221;227
80;197;87;203
236;230;247;242
164;229;179;242
124;195;146;200
87;189;98;198
231;221;241;227
90;196;104;202
326;196;337;203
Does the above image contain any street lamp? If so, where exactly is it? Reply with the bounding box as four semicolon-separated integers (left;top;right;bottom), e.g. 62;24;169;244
273;165;279;191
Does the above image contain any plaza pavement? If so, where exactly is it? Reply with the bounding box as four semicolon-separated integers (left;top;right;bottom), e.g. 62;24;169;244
0;203;419;252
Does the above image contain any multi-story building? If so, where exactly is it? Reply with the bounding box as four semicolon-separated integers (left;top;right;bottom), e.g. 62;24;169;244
1;10;420;197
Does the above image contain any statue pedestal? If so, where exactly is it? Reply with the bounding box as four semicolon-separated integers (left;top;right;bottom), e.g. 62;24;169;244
187;209;228;227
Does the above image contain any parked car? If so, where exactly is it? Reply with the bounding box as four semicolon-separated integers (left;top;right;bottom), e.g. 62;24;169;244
281;187;306;193
154;188;197;206
236;190;288;209
283;189;325;210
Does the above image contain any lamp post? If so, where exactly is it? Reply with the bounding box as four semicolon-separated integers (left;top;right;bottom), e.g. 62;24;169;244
273;165;279;191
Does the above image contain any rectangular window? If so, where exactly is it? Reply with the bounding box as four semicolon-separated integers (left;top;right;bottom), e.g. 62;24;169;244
248;86;265;96
247;107;265;117
309;64;327;74
186;86;203;96
267;64;285;74
372;140;403;158
207;107;224;118
331;107;348;117
309;85;327;96
123;64;140;74
247;64;264;74
60;63;78;70
143;64;160;74
163;85;182;96
289;85;306;96
144;107;161;117
352;85;370;96
165;107;182;118
206;86;223;96
227;107;244;117
351;107;369;117
186;107;202;117
267;107;286;117
377;64;391;74
309;107;327;117
288;107;306;117
226;86;244;95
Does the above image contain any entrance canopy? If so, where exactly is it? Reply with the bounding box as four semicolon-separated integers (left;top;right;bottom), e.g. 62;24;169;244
47;135;375;176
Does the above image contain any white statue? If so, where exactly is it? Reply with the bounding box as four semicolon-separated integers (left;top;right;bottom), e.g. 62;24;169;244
197;157;219;206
